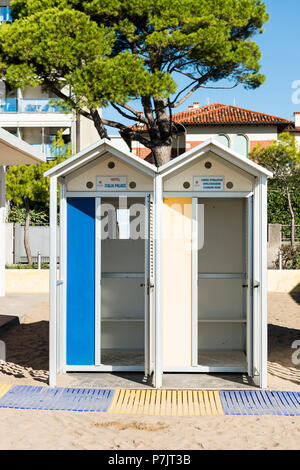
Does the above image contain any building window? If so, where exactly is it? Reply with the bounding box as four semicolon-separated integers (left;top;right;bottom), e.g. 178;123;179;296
0;6;12;23
234;135;248;158
215;134;230;147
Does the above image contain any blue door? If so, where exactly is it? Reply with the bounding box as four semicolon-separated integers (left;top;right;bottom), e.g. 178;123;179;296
67;198;95;365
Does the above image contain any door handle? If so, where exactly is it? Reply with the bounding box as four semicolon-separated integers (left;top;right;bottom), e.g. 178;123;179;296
242;281;260;289
140;281;154;294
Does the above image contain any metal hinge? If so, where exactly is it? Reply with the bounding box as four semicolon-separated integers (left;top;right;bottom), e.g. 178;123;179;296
140;280;155;295
147;280;154;295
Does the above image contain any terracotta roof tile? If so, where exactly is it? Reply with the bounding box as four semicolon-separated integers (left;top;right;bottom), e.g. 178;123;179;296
172;103;294;126
131;103;294;130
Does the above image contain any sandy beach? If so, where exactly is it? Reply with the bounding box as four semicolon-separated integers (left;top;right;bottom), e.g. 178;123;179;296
0;292;299;450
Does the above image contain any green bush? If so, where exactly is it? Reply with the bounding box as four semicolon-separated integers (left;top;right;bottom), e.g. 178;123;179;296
274;245;300;269
6;263;49;269
8;205;49;225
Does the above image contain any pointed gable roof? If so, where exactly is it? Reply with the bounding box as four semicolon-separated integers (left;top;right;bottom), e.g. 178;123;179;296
158;138;273;178
44;138;157;178
0;127;45;165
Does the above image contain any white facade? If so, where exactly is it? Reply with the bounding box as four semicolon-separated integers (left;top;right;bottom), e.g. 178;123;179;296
129;123;281;162
0;82;100;158
293;112;300;148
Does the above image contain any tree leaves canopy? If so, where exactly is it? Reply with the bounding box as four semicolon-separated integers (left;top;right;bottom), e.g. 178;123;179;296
250;132;300;189
0;0;269;164
250;133;300;243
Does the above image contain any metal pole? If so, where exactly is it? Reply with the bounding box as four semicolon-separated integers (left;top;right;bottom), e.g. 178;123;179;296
37;251;41;270
278;250;283;270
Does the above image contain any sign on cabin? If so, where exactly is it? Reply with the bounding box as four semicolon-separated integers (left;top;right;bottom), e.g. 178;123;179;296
193;176;224;191
96;176;128;191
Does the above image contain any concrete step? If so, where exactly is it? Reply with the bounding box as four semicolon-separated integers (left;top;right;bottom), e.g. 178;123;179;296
0;314;19;332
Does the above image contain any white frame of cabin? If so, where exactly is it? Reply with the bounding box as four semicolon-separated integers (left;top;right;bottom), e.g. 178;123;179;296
46;138;271;389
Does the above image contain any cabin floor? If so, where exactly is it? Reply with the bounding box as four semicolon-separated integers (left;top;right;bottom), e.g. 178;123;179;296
56;371;256;390
94;348;247;372
3;292;299;391
59;350;250;389
98;349;247;369
101;349;144;366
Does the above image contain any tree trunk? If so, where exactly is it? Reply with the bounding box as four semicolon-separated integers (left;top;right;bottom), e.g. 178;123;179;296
286;189;295;246
24;199;33;266
90;109;109;140
152;145;172;166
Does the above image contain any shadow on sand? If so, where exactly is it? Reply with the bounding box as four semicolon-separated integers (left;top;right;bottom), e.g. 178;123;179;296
268;322;300;387
0;294;299;388
0;318;49;384
290;283;300;306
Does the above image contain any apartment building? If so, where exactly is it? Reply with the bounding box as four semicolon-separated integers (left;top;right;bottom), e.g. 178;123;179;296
0;80;100;159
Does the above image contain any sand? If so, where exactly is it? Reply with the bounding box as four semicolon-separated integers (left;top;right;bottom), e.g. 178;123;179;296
0;410;299;450
0;292;299;450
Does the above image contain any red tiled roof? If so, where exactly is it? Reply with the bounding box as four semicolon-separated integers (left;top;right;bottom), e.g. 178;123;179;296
171;103;294;126
131;103;294;130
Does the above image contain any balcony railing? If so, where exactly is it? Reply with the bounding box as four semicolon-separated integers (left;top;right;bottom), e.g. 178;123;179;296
19;99;62;113
0;7;12;23
0;98;64;113
45;144;60;159
0;99;17;113
30;143;60;160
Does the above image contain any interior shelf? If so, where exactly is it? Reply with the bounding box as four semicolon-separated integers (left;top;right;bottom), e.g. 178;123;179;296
102;272;144;278
198;273;245;279
101;317;144;322
198;318;246;323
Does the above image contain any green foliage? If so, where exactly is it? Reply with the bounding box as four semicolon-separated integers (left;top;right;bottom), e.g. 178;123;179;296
274;245;300;270
250;133;300;186
1;4;176;106
267;185;300;225
6;263;49;269
0;0;269;162
50;130;73;159
250;133;300;228
8;205;49;225
6;129;72;215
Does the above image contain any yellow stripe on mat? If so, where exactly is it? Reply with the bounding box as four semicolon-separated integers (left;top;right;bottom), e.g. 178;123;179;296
108;389;224;416
0;384;11;400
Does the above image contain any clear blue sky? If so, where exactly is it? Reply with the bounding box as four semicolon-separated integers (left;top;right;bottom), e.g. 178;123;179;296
104;0;300;133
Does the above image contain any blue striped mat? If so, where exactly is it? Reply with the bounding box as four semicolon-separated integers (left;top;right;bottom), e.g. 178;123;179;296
220;390;300;416
0;385;113;412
